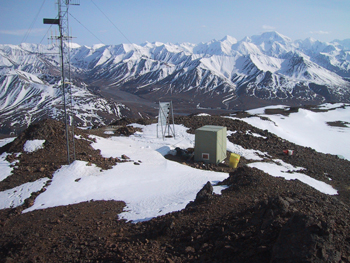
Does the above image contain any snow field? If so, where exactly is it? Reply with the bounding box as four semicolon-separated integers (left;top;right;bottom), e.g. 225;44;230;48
241;104;350;160
23;124;229;222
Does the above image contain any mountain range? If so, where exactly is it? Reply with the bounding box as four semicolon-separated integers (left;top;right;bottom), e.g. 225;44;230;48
1;31;350;133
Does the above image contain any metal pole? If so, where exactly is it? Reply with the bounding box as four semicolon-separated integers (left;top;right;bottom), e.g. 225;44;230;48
66;14;76;161
58;0;70;164
44;0;80;165
171;101;175;139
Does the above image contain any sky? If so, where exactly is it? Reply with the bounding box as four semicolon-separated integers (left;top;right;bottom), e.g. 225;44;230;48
0;0;349;47
0;103;348;222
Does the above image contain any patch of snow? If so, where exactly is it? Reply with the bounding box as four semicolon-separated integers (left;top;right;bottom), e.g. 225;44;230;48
227;140;267;161
248;159;338;195
227;131;237;136
213;185;229;194
0;137;15;147
239;104;350;160
0;153;13;182
246;130;267;139
23;159;227;222
23;140;45;153
246;105;288;115
0;178;49;209
23;124;229;222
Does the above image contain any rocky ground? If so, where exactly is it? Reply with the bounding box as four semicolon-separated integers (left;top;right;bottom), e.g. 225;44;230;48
0;115;350;262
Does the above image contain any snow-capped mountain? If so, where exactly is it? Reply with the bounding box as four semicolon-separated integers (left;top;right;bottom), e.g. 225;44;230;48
0;44;130;134
1;32;350;133
69;31;350;110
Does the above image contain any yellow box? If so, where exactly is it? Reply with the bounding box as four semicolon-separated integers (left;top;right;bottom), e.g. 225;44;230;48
229;153;240;168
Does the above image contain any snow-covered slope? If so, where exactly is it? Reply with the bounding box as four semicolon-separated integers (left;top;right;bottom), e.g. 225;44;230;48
69;31;350;108
0;44;130;134
0;69;128;134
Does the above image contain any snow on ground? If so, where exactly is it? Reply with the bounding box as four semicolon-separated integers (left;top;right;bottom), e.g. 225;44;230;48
0;178;49;210
227;142;338;195
23;159;227;222
248;160;338;195
23;139;45;153
0;153;13;182
0;137;15;147
23;124;234;222
233;103;350;160
0;104;345;221
0;138;17;182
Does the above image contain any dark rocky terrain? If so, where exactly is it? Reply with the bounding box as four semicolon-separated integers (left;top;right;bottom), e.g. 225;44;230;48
0;115;349;262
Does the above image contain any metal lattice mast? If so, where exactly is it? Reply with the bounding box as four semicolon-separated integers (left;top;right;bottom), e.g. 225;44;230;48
44;0;79;164
61;0;78;161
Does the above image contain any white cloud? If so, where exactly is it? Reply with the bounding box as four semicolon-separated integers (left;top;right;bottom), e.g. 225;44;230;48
310;30;330;35
0;28;46;36
262;25;275;31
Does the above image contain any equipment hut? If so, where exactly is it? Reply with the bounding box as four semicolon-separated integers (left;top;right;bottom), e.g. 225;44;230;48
194;125;227;164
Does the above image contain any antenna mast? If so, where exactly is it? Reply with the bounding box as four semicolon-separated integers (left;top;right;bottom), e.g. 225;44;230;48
44;0;80;164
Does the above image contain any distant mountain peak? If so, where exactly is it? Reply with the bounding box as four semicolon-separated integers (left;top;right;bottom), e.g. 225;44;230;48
304;37;317;43
220;35;238;44
92;44;105;50
332;39;350;50
252;31;292;44
1;32;350;134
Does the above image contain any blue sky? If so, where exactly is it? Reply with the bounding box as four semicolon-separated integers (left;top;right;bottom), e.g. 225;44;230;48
0;0;349;46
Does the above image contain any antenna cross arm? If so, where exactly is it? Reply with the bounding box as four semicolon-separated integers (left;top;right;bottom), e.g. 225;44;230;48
43;18;60;25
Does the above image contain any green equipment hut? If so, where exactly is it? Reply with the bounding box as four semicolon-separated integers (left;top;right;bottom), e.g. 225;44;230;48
194;125;227;164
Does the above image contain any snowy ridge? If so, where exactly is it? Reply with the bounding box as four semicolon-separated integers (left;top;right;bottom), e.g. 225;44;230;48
65;31;350;106
0;66;129;133
1;32;350;132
